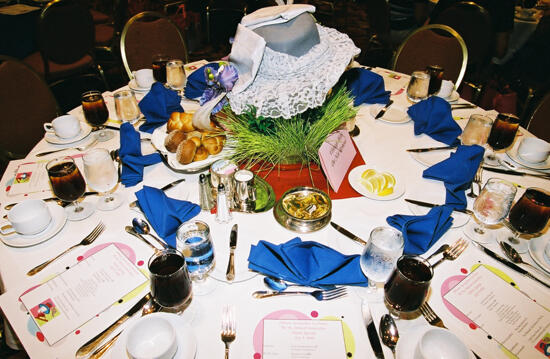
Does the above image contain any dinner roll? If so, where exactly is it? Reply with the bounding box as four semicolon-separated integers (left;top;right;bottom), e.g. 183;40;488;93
164;129;187;153
193;146;209;161
167;112;194;132
202;135;225;155
176;139;197;164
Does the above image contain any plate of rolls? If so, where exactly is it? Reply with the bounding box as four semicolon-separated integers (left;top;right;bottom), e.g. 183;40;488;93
151;112;231;173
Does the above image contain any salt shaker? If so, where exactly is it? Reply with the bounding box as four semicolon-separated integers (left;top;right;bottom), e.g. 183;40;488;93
215;183;232;223
198;173;214;211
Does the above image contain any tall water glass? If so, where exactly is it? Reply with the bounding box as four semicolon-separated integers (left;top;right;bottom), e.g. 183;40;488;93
82;90;113;142
461;114;493;146
83;148;122;211
166;59;186;92
114;89;140;123
464;178;517;243
360;227;404;291
406;71;430;103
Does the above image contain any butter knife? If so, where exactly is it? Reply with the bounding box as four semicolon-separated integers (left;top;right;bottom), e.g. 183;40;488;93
362;301;385;359
482;166;550;180
226;224;238;281
129;178;185;209
330;222;367;246
375;100;393;119
404;199;473;215
406;146;457;153
75;293;151;358
4;192;98;210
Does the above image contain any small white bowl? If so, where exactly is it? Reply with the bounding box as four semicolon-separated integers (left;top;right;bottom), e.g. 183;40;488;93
518;137;550;163
126;316;178;359
414;328;470;359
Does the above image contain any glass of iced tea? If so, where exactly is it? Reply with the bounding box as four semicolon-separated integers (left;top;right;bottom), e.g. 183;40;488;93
81;90;113;142
426;65;444;96
505;188;550;253
46;156;94;221
485;113;520;165
152;54;169;84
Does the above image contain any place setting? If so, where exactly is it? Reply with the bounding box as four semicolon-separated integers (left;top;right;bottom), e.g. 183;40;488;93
43;114;93;145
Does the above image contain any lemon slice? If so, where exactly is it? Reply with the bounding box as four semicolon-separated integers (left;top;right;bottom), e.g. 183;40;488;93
361;169;377;180
360;169;396;196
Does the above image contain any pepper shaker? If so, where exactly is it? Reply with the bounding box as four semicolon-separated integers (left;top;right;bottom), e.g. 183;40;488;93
215;183;232;223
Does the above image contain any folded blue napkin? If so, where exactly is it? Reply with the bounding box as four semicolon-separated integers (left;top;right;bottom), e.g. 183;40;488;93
248;238;368;288
119;122;162;187
407;96;462;146
423;144;485;209
387;206;454;255
339;68;391;106
184;63;220;100
135;186;200;248
138;82;184;133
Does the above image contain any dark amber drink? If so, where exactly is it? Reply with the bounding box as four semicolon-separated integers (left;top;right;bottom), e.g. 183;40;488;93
426;65;444;96
152;54;169;83
487;113;520;150
509;188;550;235
82;91;109;127
149;249;192;309
47;158;86;202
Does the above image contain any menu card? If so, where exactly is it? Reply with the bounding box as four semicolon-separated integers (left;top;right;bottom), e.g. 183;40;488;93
263;319;346;358
318;130;356;192
444;265;550;358
19;244;148;345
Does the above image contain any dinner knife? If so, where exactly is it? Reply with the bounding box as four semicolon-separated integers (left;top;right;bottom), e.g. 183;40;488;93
4;191;98;211
226;224;238;281
404;199;473;215
471;241;550;289
482;166;550;180
75;292;151;358
330;222;367;246
128;178;186;209
450;103;477;109
362;301;385;359
406;146;457;153
374;100;393;119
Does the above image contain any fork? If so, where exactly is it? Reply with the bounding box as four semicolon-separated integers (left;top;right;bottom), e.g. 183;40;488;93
221;305;236;359
252;287;347;301
35;138;98;157
27;222;105;276
431;238;468;268
419;302;446;328
468;164;483;198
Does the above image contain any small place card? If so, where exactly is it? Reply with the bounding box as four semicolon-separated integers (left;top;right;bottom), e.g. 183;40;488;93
444;265;550;358
263;319;346;359
318;130;356;192
19;244;148;345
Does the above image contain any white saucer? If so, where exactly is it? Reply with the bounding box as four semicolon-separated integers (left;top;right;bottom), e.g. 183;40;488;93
44;123;92;145
506;142;550;170
528;235;550;274
396;324;475;359
348;165;406;201
369;103;411;124
128;79;151;93
442;90;460;103
408;135;457;167
0;203;67;247
407;200;470;228
112;312;197;359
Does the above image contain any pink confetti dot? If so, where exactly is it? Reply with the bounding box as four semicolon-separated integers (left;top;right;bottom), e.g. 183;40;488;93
36;332;45;342
460;268;468;274
75;330;80;335
254;353;262;359
310;311;318;318
137;260;144;266
469;323;477;330
77;256;84;261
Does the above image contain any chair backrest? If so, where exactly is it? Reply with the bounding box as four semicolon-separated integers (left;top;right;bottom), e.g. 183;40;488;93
206;5;247;45
429;1;493;75
391;24;468;88
120;11;189;79
0;56;60;162
526;90;550;142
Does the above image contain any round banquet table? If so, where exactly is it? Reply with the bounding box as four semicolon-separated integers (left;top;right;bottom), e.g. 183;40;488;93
0;64;549;359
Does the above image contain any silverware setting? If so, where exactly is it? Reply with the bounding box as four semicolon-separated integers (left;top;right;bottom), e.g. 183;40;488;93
330;221;367;246
404;198;473;215
125;225;161;252
263;276;301;291
498;241;550;279
35;138;98;157
450;103;477;110
252;287;347;301
27;222;105;276
375;100;394;119
379;314;399;359
221;305;236;359
482;165;550;180
362;300;385;359
132;217;167;249
406;146;456;153
226;224;238;281
430;238;468;269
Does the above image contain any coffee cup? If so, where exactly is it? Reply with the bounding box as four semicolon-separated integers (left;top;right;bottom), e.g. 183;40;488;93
126;315;178;359
133;69;154;88
517;137;550;163
43;114;81;139
436;80;454;99
414;328;470;359
0;200;52;236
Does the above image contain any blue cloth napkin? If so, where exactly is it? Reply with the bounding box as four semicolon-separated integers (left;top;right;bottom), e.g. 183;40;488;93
135;186;201;248
387;206;454;255
138;82;184;133
184;63;220;100
248;238;368;288
119;122;162;187
407;96;462;146
339;68;391;106
423;144;485;209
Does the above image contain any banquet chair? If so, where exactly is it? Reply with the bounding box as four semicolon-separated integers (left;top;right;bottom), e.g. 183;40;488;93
120;11;189;80
524;91;550;143
358;0;392;67
391;24;468;89
0;56;60;174
22;0;109;89
206;4;247;46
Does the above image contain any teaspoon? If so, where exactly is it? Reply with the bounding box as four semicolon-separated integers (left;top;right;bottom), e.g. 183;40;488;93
499;241;550;279
263;276;301;291
379;314;399;358
132;218;168;249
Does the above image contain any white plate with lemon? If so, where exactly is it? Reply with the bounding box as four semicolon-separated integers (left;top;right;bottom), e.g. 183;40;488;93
348;165;405;200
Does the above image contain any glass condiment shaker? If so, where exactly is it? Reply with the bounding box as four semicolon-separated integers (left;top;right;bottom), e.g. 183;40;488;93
198;173;214;211
215;183;232;223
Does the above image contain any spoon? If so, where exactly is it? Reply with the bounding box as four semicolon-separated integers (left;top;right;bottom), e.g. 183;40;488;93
125;226;160;252
132;218;168;249
379;314;399;358
500;158;550;175
263;276;301;291
499;241;550;279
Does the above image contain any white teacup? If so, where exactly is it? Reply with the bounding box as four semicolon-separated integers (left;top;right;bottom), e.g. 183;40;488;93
517;137;550;163
414;328;470;359
43;114;81;139
133;69;154;89
126;315;178;359
436;80;454;99
0;200;52;236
